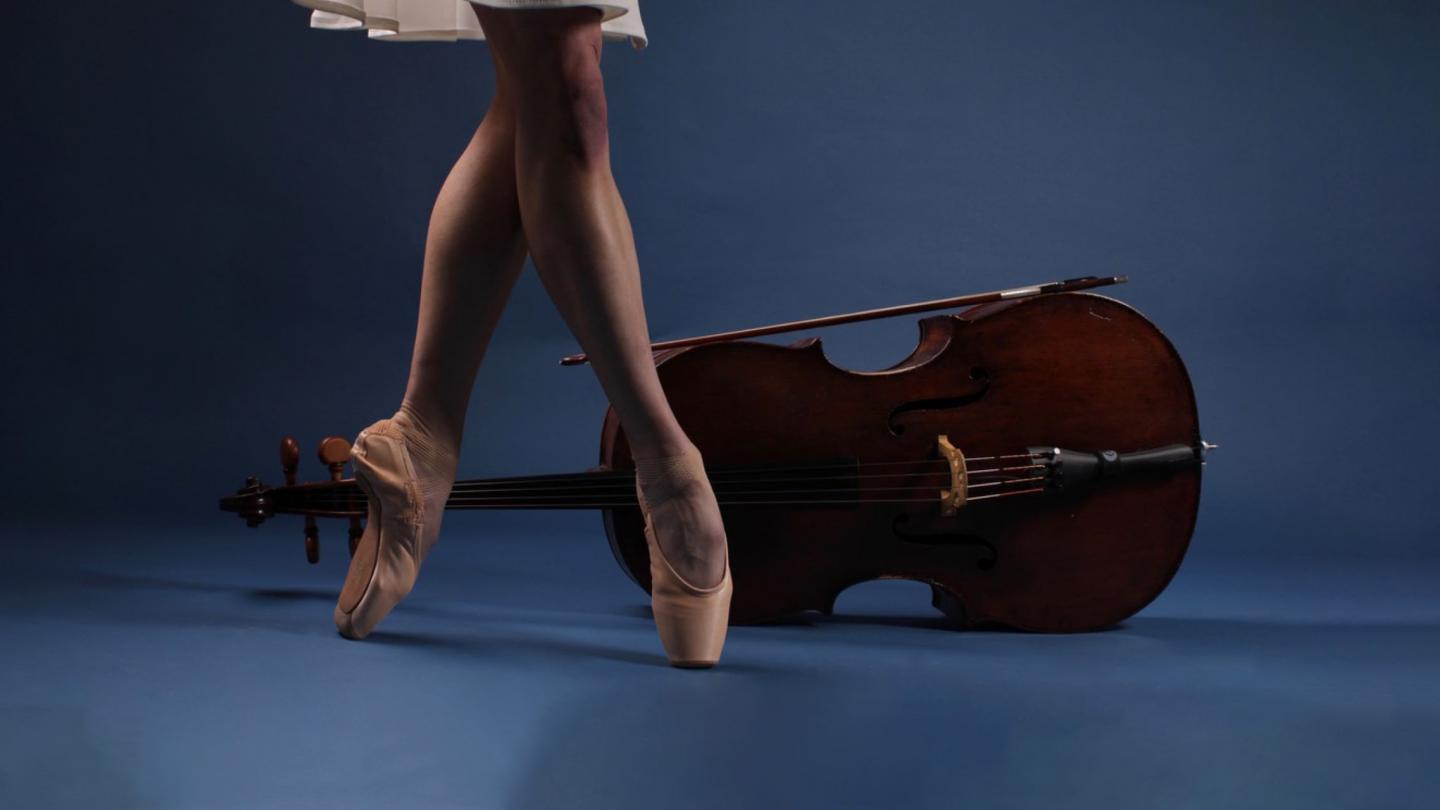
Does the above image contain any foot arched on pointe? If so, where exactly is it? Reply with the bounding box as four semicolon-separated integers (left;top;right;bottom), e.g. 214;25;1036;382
633;446;733;667
334;411;457;639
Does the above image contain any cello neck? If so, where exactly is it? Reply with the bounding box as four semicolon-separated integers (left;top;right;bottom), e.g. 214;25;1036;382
445;469;638;510
443;460;872;510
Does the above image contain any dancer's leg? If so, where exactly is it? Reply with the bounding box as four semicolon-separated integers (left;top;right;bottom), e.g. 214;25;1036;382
473;7;726;588
333;58;528;639
396;66;529;479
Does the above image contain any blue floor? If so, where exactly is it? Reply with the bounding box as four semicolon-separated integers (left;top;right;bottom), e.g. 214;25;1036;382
2;515;1436;809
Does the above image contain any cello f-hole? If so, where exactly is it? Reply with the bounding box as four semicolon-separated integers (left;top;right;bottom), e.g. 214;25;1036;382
886;378;991;436
891;514;998;570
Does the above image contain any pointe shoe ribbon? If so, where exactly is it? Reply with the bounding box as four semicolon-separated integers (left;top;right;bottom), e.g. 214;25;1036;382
334;417;434;640
634;451;733;668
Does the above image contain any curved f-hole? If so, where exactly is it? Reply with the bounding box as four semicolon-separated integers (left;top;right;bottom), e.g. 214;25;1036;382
892;514;998;571
886;373;991;436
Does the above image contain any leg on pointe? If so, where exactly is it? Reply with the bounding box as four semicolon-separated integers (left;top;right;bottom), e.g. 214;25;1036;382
332;47;530;640
472;7;726;588
397;59;529;464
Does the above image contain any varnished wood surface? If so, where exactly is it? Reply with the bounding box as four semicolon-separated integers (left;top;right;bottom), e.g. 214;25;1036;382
599;292;1202;631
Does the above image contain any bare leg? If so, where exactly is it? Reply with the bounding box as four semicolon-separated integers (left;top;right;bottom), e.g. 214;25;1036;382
397;67;528;448
474;7;726;588
334;54;528;639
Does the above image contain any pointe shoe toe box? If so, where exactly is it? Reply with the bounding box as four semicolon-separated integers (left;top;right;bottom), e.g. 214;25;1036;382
646;525;733;667
332;419;428;639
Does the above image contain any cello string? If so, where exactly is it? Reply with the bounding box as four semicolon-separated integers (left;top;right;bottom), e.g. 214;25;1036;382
441;476;1051;502
438;479;1053;505
295;467;1045;505
293;477;1053;510
286;492;1042;504
270;453;1049;499
965;476;1048;490
445;468;1048;498
289;491;1048;510
456;457;945;488
435;453;1048;491
456;457;1008;485
443;463;1048;496
440;483;1050;504
289;466;1050;502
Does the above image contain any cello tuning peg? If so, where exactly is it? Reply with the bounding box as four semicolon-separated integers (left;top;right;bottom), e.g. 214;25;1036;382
316;436;363;557
280;436;300;486
304;516;320;564
318;436;352;482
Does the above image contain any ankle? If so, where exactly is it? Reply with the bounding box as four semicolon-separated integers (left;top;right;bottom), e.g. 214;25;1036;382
390;406;461;484
633;444;707;507
628;431;698;464
394;403;461;459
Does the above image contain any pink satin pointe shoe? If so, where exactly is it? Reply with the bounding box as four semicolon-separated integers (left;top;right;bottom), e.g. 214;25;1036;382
634;449;733;668
334;416;445;640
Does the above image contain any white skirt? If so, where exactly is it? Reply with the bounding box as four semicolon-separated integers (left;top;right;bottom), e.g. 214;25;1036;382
293;0;647;49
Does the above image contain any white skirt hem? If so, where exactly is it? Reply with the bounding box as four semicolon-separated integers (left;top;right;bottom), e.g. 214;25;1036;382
293;0;647;50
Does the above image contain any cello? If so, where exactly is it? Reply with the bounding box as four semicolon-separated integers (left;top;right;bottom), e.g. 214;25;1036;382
221;277;1214;632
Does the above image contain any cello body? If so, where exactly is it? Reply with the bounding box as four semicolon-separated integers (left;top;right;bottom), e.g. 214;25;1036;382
597;292;1202;631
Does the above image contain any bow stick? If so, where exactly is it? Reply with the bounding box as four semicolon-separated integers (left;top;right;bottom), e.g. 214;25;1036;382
559;275;1127;366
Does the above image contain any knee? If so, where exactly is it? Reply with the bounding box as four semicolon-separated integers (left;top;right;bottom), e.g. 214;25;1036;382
547;50;609;166
502;22;610;168
524;49;609;169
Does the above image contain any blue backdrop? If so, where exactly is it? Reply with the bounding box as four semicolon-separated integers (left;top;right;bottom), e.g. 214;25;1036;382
2;0;1436;559
5;1;1437;560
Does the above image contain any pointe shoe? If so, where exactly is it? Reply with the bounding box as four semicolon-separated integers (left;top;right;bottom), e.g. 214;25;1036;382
634;451;733;668
333;416;442;640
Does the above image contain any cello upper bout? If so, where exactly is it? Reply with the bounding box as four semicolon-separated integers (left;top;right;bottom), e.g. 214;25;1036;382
882;314;964;372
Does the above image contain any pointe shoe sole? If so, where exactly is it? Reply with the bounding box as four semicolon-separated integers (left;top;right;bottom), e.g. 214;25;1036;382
334;420;426;640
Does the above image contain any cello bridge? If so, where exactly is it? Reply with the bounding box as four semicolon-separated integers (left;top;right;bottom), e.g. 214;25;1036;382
936;434;968;517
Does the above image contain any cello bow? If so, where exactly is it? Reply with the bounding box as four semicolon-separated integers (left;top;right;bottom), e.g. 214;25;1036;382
558;275;1127;366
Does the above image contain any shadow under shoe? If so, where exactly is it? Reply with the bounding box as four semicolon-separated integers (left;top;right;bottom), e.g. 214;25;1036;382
634;453;733;668
334;418;434;640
